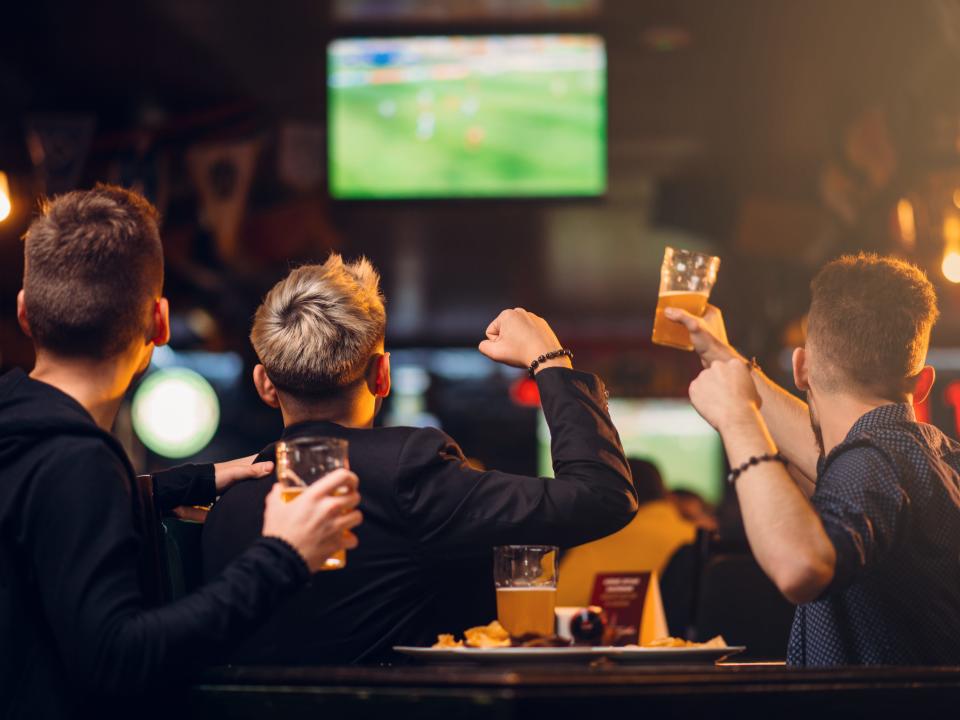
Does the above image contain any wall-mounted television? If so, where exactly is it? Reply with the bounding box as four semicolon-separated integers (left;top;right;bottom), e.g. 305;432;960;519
328;34;607;199
539;398;726;504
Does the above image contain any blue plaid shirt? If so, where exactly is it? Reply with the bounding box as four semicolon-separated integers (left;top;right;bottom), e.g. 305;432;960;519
787;403;960;666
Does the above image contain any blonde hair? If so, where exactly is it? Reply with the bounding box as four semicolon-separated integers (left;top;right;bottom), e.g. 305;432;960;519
251;254;386;395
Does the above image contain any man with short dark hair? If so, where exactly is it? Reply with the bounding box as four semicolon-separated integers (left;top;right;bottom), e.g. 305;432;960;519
0;185;362;718
669;252;960;665
203;254;638;663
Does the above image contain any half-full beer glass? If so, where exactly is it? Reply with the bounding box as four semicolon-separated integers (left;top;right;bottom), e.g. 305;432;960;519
652;246;721;351
494;545;558;637
276;436;350;571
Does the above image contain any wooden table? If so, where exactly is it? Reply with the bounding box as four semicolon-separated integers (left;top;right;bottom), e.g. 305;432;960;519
190;663;960;719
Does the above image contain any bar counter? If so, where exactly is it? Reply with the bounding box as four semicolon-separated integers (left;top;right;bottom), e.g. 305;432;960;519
190;663;960;718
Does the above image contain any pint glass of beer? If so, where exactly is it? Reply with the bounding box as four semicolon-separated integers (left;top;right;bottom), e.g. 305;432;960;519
652;246;721;351
493;545;558;637
276;436;351;571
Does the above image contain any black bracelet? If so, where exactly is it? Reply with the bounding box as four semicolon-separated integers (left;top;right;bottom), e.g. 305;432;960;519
727;451;787;485
528;348;574;377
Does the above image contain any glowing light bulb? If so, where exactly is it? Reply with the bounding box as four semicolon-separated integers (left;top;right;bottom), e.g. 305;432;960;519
0;172;11;222
896;198;915;249
942;250;960;284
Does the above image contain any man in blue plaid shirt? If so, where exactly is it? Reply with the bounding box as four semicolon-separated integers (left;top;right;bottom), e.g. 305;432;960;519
669;253;960;666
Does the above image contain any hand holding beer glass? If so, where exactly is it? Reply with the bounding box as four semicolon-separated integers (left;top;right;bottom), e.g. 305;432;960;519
494;545;558;637
276;437;353;571
652;247;721;351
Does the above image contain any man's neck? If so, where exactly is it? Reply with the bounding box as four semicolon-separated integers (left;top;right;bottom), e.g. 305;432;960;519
817;391;904;456
30;352;133;431
280;395;376;430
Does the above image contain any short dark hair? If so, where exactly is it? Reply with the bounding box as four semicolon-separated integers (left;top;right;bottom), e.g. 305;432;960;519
807;253;938;400
627;457;666;505
23;184;163;359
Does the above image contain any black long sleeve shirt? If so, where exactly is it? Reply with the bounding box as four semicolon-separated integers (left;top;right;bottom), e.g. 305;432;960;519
203;367;637;664
0;369;309;719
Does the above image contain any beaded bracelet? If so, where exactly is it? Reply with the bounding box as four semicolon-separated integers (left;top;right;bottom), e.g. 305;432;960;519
727;451;787;485
528;348;574;377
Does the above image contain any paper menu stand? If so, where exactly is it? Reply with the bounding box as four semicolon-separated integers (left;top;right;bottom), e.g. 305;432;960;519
589;572;668;645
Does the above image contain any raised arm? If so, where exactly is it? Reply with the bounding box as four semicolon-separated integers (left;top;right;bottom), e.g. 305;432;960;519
665;305;821;489
687;359;835;604
397;368;636;551
397;308;636;552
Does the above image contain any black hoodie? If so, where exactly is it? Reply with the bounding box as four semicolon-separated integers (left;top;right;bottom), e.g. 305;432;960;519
0;369;309;719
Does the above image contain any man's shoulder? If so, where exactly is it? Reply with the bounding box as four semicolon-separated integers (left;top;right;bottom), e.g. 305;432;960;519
28;433;128;481
346;424;460;458
845;417;960;469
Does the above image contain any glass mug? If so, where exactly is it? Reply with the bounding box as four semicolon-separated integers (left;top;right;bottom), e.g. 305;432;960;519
493;545;558;637
652;246;721;351
276;436;351;571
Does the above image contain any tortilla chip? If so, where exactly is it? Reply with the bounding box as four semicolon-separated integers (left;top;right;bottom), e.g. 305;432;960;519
433;634;464;649
642;635;728;649
464;620;511;648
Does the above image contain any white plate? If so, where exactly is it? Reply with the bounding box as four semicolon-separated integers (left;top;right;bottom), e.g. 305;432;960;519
393;645;745;664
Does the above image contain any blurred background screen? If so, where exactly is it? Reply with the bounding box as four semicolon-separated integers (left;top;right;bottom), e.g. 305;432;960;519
539;398;725;504
328;34;606;198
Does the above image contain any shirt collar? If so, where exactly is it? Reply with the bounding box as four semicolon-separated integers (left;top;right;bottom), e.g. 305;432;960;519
844;402;915;442
818;403;914;474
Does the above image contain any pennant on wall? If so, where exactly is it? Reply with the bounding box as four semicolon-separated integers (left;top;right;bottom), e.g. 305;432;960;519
186;137;262;265
24;114;97;195
109;133;170;218
277;122;326;193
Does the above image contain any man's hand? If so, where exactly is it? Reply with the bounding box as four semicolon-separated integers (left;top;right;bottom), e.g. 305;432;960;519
478;308;572;373
214;454;274;494
664;304;741;367
172;506;210;523
262;468;362;573
689;358;763;431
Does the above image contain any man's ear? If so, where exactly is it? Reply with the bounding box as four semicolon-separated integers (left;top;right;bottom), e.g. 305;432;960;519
150;298;170;347
372;352;391;398
793;347;810;392
253;364;281;409
16;289;32;338
912;365;936;404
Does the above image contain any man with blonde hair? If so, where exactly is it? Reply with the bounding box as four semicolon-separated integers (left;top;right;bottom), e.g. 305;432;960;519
203;253;638;663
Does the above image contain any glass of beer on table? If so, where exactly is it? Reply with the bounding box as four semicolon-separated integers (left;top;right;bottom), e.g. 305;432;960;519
494;545;558;637
652;246;721;351
276;436;351;571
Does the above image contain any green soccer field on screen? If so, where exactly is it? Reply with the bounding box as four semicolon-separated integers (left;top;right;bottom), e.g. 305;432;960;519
328;35;607;199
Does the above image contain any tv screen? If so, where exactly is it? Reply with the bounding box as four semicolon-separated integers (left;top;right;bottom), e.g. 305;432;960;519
327;34;607;199
539;398;726;504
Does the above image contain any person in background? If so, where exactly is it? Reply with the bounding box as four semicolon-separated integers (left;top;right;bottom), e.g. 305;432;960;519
0;186;362;719
669;252;960;666
669;488;718;533
202;254;637;663
557;458;698;606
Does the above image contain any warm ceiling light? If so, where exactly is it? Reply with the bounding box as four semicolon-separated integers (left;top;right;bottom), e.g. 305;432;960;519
896;198;915;249
945;215;960;246
942;250;960;284
0;172;11;222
